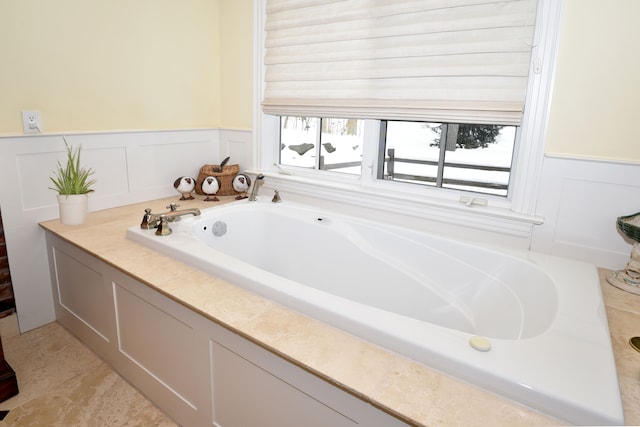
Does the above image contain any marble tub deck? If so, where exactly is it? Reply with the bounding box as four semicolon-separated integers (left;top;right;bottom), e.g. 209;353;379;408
34;196;640;426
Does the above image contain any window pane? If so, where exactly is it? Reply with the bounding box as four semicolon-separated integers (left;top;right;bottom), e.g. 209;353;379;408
381;121;516;196
319;118;363;175
382;121;441;187
280;116;319;169
442;125;515;196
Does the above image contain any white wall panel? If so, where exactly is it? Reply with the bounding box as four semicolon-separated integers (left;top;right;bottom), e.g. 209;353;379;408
532;156;640;270
0;129;224;332
17;146;128;211
219;128;254;173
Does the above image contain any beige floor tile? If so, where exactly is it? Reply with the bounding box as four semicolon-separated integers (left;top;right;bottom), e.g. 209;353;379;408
0;318;176;426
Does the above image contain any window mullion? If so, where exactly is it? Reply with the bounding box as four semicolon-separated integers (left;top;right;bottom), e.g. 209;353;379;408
436;124;448;187
315;118;323;170
376;121;388;179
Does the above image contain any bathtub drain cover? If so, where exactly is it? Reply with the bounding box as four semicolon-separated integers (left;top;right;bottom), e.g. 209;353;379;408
212;221;227;237
469;336;491;352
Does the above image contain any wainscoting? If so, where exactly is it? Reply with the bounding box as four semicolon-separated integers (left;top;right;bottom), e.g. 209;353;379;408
0;129;252;332
0;128;637;332
531;155;640;270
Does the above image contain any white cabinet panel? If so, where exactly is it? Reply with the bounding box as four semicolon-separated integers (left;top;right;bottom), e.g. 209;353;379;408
110;274;211;427
114;284;202;409
212;341;357;427
46;234;116;364
53;247;112;341
208;326;409;427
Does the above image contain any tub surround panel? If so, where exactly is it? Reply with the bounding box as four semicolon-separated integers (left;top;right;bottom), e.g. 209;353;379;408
17;146;128;212
532;155;640;270
114;285;201;408
110;273;211;425
209;328;407;427
211;341;357;427
219;129;254;176
125;138;217;195
52;246;112;343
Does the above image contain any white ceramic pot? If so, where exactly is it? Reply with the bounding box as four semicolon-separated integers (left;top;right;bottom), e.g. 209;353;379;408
57;194;89;225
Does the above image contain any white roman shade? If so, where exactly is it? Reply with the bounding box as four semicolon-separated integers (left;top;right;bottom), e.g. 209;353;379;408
263;0;538;125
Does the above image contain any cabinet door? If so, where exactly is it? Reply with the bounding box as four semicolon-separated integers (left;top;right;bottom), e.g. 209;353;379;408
209;326;409;427
47;234;116;363
111;269;211;427
212;341;357;427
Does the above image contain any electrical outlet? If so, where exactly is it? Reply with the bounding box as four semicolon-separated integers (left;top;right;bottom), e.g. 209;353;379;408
21;110;42;134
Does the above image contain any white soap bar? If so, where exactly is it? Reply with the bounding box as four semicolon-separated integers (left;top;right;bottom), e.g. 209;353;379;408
470;335;492;352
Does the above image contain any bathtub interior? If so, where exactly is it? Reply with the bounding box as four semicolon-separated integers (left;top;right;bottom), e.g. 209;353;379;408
191;204;558;340
126;200;624;425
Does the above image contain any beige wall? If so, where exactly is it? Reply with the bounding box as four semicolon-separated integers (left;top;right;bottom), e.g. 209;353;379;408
219;0;254;131
0;0;221;134
545;0;640;161
4;0;637;160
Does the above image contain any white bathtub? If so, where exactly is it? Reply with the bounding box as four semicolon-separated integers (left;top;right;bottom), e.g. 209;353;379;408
127;199;624;425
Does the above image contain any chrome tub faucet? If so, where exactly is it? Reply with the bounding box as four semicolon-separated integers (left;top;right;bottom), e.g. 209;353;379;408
248;174;265;201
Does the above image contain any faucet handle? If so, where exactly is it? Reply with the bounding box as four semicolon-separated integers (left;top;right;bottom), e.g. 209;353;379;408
166;203;180;211
155;215;172;236
140;208;154;229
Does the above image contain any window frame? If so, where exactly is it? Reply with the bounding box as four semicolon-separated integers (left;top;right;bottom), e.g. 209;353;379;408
253;0;563;232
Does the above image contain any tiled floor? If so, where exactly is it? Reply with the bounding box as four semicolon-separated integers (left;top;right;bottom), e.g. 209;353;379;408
0;315;177;426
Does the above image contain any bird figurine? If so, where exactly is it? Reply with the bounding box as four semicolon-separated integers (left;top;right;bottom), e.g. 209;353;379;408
232;173;251;200
173;176;196;200
201;176;221;202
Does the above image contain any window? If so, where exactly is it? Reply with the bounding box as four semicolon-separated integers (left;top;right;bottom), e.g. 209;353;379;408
381;121;516;197
258;0;563;222
280;117;363;176
279;116;515;197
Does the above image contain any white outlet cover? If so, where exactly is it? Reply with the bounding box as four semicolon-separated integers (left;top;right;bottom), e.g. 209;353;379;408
21;110;42;134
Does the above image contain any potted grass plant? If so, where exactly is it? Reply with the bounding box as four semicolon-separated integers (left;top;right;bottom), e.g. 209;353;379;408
49;139;95;225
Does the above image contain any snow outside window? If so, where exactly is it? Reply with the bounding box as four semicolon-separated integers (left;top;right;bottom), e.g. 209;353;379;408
279;117;515;197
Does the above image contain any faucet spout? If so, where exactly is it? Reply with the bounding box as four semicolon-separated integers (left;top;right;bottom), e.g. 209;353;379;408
248;174;265;201
153;208;201;236
164;207;201;221
140;206;201;230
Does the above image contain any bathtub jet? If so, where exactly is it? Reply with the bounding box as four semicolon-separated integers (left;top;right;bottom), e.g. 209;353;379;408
127;199;624;426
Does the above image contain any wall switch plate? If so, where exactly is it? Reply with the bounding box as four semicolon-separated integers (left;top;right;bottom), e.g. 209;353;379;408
21;111;42;134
